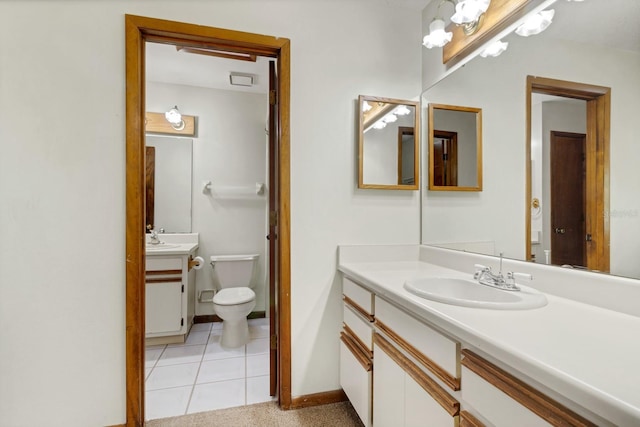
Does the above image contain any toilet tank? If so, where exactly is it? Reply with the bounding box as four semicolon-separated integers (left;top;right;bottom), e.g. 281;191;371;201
210;254;259;289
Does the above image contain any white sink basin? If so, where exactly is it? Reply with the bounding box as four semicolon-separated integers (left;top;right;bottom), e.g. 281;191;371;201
146;243;180;251
403;277;547;310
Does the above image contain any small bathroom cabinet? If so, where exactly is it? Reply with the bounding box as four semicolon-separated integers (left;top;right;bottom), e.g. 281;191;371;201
145;239;198;345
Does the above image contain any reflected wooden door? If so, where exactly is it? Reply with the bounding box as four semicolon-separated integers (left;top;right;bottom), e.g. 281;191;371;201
267;60;279;397
550;131;586;267
145;146;155;231
433;130;458;186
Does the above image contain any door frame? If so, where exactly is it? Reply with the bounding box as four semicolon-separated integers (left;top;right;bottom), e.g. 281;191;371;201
525;75;610;272
125;15;291;426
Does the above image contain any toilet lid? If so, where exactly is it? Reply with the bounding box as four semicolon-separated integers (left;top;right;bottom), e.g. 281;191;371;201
213;288;256;306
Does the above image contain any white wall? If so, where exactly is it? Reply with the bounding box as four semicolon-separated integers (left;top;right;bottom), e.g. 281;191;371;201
421;30;640;276
147;81;270;315
0;1;422;425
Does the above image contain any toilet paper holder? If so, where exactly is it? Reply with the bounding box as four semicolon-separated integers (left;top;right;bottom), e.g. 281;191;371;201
198;289;216;303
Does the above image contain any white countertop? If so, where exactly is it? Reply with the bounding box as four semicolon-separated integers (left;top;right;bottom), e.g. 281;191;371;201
145;242;198;256
339;259;640;426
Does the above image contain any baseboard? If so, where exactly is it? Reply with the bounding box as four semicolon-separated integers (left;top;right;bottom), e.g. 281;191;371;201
194;311;266;324
289;389;348;409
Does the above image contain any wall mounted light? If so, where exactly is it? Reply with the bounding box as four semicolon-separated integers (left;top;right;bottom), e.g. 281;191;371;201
515;9;555;37
164;105;186;131
423;0;491;49
479;39;508;57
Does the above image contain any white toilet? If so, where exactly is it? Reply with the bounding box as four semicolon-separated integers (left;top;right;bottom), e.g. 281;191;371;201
210;254;258;348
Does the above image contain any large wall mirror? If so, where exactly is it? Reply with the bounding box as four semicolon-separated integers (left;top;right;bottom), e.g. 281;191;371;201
420;0;640;279
145;135;193;233
358;95;420;190
428;103;482;191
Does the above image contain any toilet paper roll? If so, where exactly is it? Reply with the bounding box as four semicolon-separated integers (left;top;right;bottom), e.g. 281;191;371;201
192;256;204;270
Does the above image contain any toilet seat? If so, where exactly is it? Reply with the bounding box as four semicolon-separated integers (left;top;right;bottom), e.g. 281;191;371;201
213;288;255;306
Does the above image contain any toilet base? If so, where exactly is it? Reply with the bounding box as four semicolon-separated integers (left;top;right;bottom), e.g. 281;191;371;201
220;317;250;349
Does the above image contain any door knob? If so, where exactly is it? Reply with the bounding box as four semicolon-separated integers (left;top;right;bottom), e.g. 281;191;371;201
554;228;566;234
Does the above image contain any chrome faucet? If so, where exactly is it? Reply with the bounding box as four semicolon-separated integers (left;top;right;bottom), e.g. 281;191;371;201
149;228;161;245
473;253;532;291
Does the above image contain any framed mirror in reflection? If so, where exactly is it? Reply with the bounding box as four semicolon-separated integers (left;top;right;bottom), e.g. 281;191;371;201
420;0;640;279
428;103;482;191
358;95;419;190
145;135;193;233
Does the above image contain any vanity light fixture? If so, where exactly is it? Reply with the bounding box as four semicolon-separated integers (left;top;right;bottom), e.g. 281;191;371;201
423;0;491;49
382;113;398;123
394;105;411;116
164;105;186;131
362;100;372;112
479;39;508;57
372;121;387;130
515;9;555;37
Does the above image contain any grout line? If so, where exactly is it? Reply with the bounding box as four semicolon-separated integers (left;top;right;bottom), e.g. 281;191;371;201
184;329;213;415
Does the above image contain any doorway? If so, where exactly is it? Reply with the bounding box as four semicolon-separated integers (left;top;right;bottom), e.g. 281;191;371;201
125;15;291;426
525;76;610;272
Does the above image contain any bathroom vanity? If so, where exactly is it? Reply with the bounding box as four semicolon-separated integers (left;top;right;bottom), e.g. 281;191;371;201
338;244;640;427
145;233;199;345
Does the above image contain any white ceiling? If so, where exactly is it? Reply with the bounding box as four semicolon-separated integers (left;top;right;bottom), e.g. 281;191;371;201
145;0;639;92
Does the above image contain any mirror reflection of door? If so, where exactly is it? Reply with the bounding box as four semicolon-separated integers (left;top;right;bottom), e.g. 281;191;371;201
397;127;415;185
550;131;586;267
432;130;458;186
145;146;155;231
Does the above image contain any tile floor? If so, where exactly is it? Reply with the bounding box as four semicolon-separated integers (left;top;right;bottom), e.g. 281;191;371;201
145;318;275;421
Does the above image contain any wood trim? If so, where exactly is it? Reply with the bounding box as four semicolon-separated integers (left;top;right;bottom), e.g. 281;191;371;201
343;295;374;322
460;411;485;427
375;319;460;391
145;277;182;284
145;112;196;136
525;76;610;271
176;45;257;62
145;146;155;230
194;311;266;324
374;333;459;417
145;269;182;276
443;0;545;65
289;389;348;409
126;14;291;425
342;323;373;359
340;332;373;372
461;349;596;427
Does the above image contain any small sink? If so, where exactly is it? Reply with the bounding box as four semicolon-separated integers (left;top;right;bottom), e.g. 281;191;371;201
403;277;547;310
146;243;180;251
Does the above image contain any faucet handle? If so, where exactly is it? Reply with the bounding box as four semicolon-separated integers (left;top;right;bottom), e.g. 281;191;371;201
508;272;533;281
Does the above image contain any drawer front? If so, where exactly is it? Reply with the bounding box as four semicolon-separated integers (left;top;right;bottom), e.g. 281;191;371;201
343;304;373;353
343;276;374;316
375;297;460;389
461;350;596;427
146;256;183;272
462;366;551;427
340;340;372;427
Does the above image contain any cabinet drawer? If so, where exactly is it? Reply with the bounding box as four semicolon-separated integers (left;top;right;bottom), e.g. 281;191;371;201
343;277;374;318
375;297;460;390
461;350;596;427
146;256;183;272
343;304;373;354
340;338;372;427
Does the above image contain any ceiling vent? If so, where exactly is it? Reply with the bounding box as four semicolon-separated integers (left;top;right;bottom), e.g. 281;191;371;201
229;73;255;87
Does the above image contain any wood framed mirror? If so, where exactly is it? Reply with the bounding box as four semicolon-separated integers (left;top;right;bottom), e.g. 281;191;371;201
358;95;419;190
428;103;482;191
